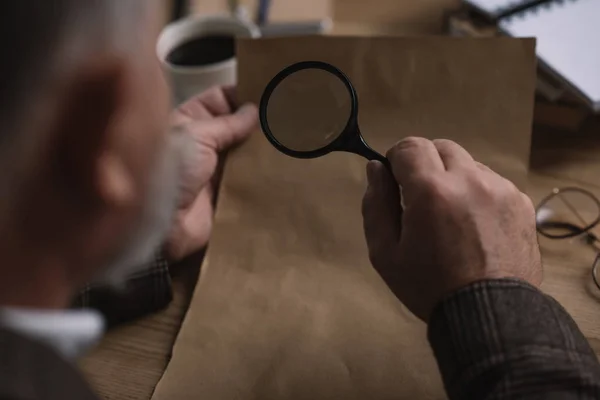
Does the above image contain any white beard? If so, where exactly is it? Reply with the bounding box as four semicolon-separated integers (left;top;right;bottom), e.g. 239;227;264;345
92;132;183;287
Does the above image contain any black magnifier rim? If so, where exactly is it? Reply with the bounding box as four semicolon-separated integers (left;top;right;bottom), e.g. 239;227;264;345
535;187;600;239
259;60;358;159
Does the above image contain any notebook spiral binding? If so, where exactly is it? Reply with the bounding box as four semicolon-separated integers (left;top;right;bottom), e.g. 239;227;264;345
500;0;580;22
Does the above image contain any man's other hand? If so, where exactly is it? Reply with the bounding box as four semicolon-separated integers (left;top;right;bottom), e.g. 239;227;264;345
167;86;258;261
362;137;542;321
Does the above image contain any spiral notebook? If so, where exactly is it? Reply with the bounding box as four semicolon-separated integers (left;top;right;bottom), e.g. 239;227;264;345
465;0;600;111
465;0;550;18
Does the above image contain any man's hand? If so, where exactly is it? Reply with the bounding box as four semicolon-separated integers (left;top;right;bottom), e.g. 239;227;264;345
167;86;258;261
362;137;542;321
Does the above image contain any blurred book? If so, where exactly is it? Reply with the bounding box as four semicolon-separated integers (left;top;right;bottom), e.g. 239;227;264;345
191;0;331;21
464;0;550;19
448;2;598;131
458;0;600;113
333;0;460;34
188;0;332;36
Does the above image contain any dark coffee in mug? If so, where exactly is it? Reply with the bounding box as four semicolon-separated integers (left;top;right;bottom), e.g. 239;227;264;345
166;35;235;67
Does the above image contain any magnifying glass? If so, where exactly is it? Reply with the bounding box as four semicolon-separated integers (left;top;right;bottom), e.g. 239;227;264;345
259;61;390;168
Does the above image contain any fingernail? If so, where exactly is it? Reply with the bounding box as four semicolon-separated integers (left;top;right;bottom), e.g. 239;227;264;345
366;161;380;187
237;103;258;115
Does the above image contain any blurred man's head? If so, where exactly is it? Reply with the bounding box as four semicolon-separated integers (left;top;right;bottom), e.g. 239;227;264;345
0;1;177;307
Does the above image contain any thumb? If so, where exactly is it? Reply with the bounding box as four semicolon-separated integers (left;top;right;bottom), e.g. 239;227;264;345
191;103;258;152
362;161;402;262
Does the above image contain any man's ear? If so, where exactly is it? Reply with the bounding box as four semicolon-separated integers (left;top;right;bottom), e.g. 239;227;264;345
53;58;136;208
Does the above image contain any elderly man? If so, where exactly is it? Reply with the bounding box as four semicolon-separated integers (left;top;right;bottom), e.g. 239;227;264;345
1;1;600;400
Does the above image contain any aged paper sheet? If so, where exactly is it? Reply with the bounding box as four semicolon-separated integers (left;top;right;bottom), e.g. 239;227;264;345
153;37;536;400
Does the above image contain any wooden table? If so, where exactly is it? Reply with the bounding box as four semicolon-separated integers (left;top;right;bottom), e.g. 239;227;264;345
81;117;600;399
80;253;202;400
527;120;600;356
82;2;600;399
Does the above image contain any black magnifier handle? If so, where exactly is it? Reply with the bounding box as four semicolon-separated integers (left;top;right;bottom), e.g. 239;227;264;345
360;146;391;170
344;128;392;171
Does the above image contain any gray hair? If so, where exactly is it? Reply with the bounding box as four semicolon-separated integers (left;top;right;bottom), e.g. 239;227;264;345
0;1;149;134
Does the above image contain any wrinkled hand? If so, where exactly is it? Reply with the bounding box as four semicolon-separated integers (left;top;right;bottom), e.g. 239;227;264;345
167;86;258;261
362;137;542;322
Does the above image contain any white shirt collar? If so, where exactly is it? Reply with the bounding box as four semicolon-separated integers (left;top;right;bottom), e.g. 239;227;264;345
0;308;105;360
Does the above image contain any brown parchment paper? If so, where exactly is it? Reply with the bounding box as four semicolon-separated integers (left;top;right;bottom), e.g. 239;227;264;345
152;37;536;400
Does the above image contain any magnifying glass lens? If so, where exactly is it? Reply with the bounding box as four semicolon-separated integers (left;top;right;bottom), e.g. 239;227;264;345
265;68;352;152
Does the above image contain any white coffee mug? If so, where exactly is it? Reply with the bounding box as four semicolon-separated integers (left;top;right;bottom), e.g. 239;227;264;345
157;15;261;104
